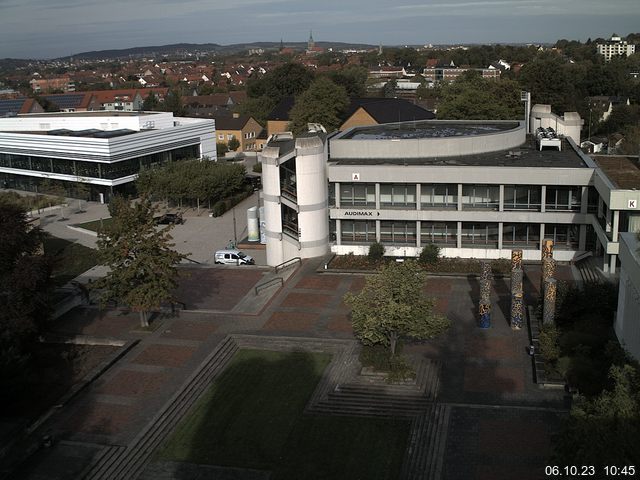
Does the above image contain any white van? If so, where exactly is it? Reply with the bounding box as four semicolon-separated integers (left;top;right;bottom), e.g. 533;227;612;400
214;249;255;265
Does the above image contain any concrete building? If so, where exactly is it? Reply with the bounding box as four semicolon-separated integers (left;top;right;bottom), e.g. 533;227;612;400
0;111;216;202
597;34;636;62
260;106;640;273
616;233;640;361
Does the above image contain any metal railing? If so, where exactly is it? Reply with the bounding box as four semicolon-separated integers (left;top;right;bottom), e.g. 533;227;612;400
254;277;283;295
274;257;301;274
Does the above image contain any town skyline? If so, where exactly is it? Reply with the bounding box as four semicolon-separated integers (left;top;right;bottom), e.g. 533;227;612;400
1;0;639;59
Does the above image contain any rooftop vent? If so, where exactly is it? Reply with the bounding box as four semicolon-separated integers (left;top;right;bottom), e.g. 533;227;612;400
535;127;561;151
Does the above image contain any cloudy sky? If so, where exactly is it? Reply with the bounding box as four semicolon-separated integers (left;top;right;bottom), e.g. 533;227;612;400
1;0;639;59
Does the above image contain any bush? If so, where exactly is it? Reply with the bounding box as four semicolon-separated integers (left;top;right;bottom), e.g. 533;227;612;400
539;324;560;363
211;200;227;217
387;355;416;383
228;137;240;152
252;162;262;173
367;241;385;261
418;243;440;265
216;142;229;155
360;344;393;371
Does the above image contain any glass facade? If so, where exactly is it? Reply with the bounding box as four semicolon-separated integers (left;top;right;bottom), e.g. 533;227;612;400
462;185;500;210
461;223;499;248
279;158;297;202
340;183;376;208
421;184;457;209
546;186;581;211
503;223;540;248
380;184;416;209
0;145;199;182
281;204;299;239
504;185;541;211
340;220;376;244
421;221;457;246
545;223;579;250
380;221;416;245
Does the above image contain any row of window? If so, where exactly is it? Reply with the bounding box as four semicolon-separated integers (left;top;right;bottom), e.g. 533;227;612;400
334;183;590;212
0;145;199;180
338;220;581;249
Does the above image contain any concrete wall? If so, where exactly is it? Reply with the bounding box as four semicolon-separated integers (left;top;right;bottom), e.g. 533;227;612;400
529;104;583;145
330;121;525;159
616;233;640;361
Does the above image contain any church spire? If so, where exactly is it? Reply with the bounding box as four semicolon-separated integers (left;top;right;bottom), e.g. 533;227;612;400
308;30;315;50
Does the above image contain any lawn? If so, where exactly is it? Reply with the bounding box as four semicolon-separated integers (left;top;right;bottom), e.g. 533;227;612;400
74;217;113;232
43;236;98;285
158;349;410;480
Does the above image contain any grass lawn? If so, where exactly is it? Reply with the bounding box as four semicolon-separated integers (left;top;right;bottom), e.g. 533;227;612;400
158;349;410;479
74;217;113;232
43;236;98;285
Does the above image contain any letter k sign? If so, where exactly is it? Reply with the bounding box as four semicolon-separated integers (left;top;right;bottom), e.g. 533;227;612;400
629;199;637;209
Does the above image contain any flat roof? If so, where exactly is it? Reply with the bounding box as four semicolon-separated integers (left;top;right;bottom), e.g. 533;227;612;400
329;136;588;168
341;121;520;140
593;155;640;189
17;111;156;118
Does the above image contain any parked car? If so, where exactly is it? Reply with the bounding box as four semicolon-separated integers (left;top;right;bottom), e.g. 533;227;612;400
154;213;183;225
214;249;255;265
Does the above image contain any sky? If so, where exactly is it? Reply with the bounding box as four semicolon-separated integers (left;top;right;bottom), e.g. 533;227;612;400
1;0;639;59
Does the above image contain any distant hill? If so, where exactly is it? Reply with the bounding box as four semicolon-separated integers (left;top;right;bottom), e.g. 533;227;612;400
59;41;377;61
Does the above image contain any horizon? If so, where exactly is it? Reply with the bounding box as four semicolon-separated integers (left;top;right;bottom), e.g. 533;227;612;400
1;0;639;59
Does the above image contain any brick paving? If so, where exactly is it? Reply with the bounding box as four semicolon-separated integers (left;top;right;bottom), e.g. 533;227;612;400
15;257;576;480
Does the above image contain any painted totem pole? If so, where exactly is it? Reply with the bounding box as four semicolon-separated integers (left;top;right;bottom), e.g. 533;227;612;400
478;261;492;328
510;249;525;329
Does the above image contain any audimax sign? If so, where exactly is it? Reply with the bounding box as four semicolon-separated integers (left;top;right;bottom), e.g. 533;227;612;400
343;211;380;216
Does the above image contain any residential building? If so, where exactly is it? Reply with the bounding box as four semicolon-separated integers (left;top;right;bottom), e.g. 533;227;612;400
266;97;435;137
423;66;501;83
260;106;640;272
214;114;263;152
588;96;630;123
0;98;44;117
0;111;216;202
597;34;636;62
29;77;75;93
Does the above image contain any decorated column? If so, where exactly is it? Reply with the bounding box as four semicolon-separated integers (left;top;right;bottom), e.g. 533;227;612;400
510;266;524;329
543;278;557;324
511;249;523;271
478;261;492;328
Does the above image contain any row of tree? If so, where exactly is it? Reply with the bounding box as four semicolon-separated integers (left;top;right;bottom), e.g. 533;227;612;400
136;159;247;209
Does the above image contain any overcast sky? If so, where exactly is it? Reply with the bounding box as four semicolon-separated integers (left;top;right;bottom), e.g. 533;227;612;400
1;0;639;59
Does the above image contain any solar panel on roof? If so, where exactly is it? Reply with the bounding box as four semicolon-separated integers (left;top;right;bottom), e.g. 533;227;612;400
0;99;26;116
42;94;85;109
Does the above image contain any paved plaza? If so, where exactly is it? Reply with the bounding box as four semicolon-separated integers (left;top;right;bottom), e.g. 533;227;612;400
3;257;570;480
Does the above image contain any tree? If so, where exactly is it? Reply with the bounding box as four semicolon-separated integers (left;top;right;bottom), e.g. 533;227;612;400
368;241;385;261
553;364;640;467
438;73;522;120
227;136;240;152
288;77;349;134
326;66;368;97
419;244;440;265
216;142;229;156
0;203;51;401
383;79;397;98
344;261;450;355
93;196;187;327
246;62;315;101
141;92;159;111
518;56;579;113
162;89;185;116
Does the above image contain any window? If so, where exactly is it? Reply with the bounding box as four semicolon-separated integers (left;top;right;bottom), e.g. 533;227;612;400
340;183;376;208
380;221;417;245
341;220;376;244
461;223;499;247
545;224;579;250
380;184;416;209
279;159;297;201
504;185;541;211
281;204;299;239
545;186;581;211
503;223;540;248
218;134;224;140
421;222;457;246
227;134;234;140
421;184;457;209
462;185;499;210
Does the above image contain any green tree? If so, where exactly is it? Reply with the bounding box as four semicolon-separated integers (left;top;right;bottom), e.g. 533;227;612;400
216;142;229;156
0;203;51;402
227;136;240;152
326;66;368;97
246;62;315;101
93;196;187;327
518;56;579;113
438;73;522;120
418;244;440;265
288;77;349;134
162;89;185;116
368;241;385;261
383;79;397;98
553;364;640;467
344;261;450;355
236;96;276;125
141;92;159;111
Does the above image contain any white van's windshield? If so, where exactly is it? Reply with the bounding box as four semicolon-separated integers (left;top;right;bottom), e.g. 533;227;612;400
237;252;246;258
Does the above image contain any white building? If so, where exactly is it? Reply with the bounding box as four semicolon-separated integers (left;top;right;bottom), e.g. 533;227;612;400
616;233;640;361
0;111;216;202
260;107;640;273
597;34;636;62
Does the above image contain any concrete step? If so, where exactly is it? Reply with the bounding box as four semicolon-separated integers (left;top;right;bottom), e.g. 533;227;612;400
84;336;239;480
